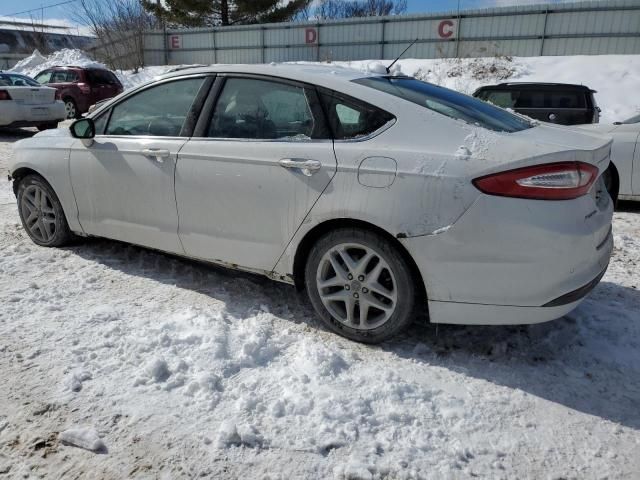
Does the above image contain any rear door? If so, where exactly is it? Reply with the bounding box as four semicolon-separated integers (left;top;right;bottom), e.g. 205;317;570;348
175;75;336;272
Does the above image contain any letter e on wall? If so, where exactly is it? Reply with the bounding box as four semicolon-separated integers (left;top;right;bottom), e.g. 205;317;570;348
169;35;182;49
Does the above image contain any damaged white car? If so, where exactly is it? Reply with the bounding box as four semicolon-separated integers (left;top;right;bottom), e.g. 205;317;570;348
8;64;614;343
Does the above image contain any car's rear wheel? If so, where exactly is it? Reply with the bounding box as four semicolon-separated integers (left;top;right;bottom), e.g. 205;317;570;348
305;228;416;343
37;122;58;131
64;98;78;119
17;174;73;247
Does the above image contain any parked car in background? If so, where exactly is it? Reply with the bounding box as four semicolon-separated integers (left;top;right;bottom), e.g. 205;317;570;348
0;71;65;130
9;65;613;343
34;66;123;119
579;113;640;202
473;82;600;125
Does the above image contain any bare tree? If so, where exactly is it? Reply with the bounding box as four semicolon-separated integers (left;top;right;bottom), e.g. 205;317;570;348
314;0;407;19
72;0;155;72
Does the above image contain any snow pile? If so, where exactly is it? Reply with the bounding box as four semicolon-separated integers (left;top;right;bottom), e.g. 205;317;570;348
58;427;106;453
12;49;107;79
335;55;640;123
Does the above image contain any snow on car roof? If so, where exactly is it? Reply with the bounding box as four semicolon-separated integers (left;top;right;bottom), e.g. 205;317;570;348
158;63;383;88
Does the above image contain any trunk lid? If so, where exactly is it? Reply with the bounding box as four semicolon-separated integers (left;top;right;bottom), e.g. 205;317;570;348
4;86;56;105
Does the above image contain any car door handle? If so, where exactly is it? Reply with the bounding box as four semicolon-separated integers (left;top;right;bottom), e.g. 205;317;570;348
279;158;322;176
141;149;170;161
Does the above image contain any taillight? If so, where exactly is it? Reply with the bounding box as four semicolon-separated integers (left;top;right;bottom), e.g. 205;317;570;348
0;90;12;100
473;162;599;200
77;82;91;94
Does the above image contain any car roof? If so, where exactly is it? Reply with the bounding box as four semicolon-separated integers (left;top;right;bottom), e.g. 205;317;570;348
158;63;382;90
476;82;595;92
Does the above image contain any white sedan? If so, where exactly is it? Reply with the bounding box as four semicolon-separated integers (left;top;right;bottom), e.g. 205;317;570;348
579;113;640;202
8;65;614;343
0;72;66;130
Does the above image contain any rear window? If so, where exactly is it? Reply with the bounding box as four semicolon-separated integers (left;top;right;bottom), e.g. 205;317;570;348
0;74;40;87
88;69;119;85
478;89;587;109
355;77;532;133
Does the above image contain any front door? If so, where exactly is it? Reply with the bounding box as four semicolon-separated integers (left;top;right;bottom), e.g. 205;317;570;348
176;76;337;272
69;76;209;253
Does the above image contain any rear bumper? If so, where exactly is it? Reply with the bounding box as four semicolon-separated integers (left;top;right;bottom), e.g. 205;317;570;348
0;101;66;127
401;187;613;325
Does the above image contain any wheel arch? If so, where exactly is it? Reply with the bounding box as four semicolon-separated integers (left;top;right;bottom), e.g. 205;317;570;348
11;166;45;196
292;218;428;315
11;168;75;228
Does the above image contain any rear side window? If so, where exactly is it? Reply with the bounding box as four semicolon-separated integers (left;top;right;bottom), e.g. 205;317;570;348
40;70;80;83
319;91;394;140
357;77;533;133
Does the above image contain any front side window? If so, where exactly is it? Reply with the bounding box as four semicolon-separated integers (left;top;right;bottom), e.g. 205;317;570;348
356;77;532;133
35;71;52;84
105;77;205;136
208;78;315;140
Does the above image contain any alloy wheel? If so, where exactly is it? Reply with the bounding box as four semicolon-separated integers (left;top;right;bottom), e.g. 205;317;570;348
65;100;76;119
20;184;57;243
316;243;398;330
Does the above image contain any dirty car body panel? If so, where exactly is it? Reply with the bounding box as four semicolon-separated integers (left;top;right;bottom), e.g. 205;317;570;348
9;64;614;328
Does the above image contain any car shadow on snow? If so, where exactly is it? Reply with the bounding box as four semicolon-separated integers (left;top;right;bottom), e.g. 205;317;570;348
0;128;37;142
66;237;640;431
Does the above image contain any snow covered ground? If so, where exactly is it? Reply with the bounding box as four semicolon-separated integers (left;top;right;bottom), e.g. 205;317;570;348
2;50;640;478
0;130;640;478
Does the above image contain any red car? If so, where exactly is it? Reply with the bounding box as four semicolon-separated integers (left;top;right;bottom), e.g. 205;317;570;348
34;66;123;119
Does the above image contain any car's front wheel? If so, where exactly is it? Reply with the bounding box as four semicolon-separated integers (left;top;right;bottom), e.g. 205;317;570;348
16;174;74;247
305;228;417;343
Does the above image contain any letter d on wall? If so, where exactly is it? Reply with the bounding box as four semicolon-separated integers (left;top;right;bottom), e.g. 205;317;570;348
305;28;318;44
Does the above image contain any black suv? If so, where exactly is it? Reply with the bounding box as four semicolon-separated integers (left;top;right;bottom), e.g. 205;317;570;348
473;82;600;125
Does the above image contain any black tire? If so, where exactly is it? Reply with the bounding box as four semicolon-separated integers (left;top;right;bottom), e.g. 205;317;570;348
304;228;417;344
602;163;619;206
63;97;79;119
37;122;59;131
16;174;74;247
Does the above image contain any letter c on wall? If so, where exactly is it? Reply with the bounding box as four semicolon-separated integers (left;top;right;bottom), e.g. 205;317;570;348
438;20;455;39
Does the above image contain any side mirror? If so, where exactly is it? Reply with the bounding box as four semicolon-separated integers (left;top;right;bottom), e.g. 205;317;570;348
70;118;95;140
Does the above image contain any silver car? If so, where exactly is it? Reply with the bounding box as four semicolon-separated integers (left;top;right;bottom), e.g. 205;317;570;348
8;65;614;343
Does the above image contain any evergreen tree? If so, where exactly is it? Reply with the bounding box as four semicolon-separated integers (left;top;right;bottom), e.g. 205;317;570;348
143;0;311;27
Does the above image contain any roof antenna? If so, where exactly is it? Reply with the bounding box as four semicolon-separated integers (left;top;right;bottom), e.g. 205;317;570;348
386;38;418;74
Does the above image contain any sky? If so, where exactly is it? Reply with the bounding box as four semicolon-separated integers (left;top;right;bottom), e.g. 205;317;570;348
0;0;594;27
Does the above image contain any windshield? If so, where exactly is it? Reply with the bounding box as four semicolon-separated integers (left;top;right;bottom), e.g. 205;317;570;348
622;113;640;124
354;77;533;133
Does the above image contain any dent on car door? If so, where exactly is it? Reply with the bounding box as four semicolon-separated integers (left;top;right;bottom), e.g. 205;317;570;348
69;76;212;253
175;75;337;273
